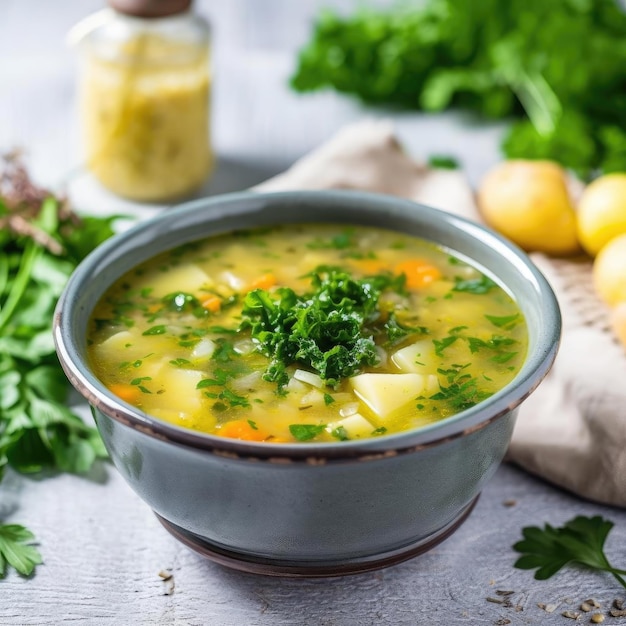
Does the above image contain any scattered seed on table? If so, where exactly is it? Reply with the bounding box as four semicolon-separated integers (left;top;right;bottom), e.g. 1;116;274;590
590;613;605;624
610;608;626;617
561;610;581;619
584;599;601;609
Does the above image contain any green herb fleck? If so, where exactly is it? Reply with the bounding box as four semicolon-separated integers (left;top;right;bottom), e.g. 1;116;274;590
142;325;166;336
452;275;496;295
289;424;326;441
430;364;492;411
169;358;192;367
331;426;349;441
485;313;521;329
433;335;458;357
428;155;459;169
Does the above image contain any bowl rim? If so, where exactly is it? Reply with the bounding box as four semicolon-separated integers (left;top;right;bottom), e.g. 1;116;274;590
53;189;561;461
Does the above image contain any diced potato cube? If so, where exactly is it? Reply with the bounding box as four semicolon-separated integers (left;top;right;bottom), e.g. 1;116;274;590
350;373;425;420
99;330;135;351
391;340;437;374
300;389;326;407
286;377;308;393
326;413;374;440
156;368;205;414
92;331;149;366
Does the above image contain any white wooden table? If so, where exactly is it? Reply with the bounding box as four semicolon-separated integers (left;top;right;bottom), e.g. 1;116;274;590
2;2;626;624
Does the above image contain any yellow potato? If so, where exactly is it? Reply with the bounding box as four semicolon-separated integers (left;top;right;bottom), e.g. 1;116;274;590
593;234;626;306
477;160;580;256
577;173;626;257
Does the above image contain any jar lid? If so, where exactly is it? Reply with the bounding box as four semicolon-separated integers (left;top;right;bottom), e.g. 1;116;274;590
108;0;192;18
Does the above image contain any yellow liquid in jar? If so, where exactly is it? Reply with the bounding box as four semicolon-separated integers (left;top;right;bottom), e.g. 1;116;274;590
81;34;213;202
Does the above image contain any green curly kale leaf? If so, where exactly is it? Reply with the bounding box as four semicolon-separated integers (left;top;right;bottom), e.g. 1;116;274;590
239;266;385;388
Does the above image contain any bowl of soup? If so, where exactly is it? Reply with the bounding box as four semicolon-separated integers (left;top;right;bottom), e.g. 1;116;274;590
54;190;560;577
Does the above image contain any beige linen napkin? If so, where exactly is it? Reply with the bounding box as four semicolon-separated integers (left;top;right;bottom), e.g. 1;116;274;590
258;119;626;507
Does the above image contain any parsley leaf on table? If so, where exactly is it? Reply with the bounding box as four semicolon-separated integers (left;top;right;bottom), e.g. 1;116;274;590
0;523;42;578
513;515;626;589
291;0;626;178
0;153;120;578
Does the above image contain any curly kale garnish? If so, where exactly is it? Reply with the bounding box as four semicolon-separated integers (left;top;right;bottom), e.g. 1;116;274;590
238;266;383;388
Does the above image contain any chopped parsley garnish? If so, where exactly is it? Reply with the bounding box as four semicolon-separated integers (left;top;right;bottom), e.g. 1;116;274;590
307;229;355;250
433;335;458;357
467;335;516;353
197;370;250;409
331;426;349;441
212;339;238;363
129;376;152;394
485;313;521;329
384;312;428;345
490;351;518;364
430;364;492;411
162;292;201;312
207;325;238;335
289;424;326;441
142;325;166;336
452;275;497;294
219;388;250;408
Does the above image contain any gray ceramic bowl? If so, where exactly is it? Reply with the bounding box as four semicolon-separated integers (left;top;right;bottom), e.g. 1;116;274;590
54;190;560;577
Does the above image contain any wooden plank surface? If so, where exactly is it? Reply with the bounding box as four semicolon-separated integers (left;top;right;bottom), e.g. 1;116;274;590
2;1;626;624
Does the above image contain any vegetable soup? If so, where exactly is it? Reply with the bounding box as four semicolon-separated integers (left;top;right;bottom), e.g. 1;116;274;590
87;224;527;443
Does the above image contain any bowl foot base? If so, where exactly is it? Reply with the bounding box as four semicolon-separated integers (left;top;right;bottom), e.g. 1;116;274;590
155;495;479;578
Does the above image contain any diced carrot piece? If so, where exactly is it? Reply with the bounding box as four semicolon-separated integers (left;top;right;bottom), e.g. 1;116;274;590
394;260;442;289
201;295;222;312
217;419;269;442
247;273;277;291
107;383;141;404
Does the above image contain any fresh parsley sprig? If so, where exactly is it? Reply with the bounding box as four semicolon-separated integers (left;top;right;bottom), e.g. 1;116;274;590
0;523;42;578
0;153;120;578
291;0;626;177
513;515;626;590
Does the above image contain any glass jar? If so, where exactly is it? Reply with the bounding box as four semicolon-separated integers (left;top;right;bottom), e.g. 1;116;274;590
77;0;213;202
